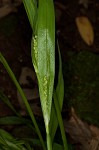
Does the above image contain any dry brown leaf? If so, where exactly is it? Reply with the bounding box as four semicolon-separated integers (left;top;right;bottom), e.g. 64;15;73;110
64;107;99;150
75;16;94;46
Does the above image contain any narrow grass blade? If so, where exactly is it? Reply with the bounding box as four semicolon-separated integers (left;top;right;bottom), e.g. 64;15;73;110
50;41;64;141
0;129;27;150
51;43;68;150
0;90;20;117
53;90;68;150
22;0;37;30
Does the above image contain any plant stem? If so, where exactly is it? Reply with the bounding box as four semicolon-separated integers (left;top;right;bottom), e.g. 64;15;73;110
47;128;52;150
0;52;46;150
53;90;68;150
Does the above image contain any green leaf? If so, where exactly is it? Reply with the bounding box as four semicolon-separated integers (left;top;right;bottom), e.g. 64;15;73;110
22;0;37;30
50;41;64;141
0;90;20;116
0;129;14;140
53;143;63;150
0;129;27;150
53;90;68;150
51;43;68;150
31;0;55;132
0;116;31;125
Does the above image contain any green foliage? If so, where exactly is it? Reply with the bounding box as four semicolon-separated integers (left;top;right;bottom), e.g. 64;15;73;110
0;0;69;149
23;0;55;149
50;43;68;150
0;129;30;150
32;0;55;133
23;0;37;30
23;0;68;149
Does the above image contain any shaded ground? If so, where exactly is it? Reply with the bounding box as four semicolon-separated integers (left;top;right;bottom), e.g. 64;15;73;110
0;0;99;149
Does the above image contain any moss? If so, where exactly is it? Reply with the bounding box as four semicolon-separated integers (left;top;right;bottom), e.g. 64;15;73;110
64;51;99;126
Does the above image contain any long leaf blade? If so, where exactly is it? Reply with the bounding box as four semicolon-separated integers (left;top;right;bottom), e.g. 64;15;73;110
23;0;37;30
50;41;64;141
0;116;31;125
32;0;55;131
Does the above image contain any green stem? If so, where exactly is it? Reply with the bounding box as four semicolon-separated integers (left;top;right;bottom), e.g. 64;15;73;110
53;90;68;150
0;52;46;150
47;128;52;150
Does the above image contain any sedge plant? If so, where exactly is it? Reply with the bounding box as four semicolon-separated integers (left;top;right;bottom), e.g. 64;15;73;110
0;0;69;149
